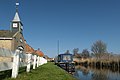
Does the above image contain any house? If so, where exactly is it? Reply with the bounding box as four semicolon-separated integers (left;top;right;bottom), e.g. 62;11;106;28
0;2;45;56
25;43;35;54
34;49;44;57
0;3;25;52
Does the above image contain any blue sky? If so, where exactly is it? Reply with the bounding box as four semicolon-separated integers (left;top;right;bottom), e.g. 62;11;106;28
0;0;120;57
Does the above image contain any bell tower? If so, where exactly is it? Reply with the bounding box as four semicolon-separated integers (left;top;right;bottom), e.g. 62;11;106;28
11;0;23;34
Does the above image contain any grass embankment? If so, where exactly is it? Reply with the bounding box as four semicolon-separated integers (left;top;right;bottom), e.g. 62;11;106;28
5;62;76;80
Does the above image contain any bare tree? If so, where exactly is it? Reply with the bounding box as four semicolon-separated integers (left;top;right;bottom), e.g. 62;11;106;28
73;48;81;58
81;49;90;58
65;50;70;54
91;40;107;59
73;48;79;56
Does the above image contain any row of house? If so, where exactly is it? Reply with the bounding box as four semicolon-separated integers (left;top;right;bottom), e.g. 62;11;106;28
0;2;44;57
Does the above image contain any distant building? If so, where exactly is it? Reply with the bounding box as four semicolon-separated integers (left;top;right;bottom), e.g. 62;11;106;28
0;3;25;52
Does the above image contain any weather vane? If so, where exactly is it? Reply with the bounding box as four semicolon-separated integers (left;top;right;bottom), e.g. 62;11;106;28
16;0;19;12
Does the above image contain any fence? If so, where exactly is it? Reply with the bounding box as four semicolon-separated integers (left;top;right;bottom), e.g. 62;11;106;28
0;48;47;78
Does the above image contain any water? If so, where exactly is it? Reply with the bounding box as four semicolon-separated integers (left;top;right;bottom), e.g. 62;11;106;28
73;66;120;80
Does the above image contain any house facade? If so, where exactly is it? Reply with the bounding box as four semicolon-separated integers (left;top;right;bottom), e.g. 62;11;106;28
0;3;25;52
0;2;45;57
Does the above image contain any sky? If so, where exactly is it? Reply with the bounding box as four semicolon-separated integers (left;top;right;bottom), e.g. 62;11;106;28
0;0;120;57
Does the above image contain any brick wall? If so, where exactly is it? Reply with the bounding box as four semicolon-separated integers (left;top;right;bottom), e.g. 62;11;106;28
0;40;12;50
0;57;12;62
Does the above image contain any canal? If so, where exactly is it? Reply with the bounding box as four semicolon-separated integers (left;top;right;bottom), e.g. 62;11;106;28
73;65;120;80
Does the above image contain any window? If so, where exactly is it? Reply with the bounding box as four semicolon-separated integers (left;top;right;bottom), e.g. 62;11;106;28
20;38;23;43
63;55;71;61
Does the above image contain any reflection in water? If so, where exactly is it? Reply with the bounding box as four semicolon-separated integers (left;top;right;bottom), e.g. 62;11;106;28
91;69;108;80
74;66;120;80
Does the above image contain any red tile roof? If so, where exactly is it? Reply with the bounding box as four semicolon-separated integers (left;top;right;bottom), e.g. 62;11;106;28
35;50;44;57
25;44;44;57
25;44;34;54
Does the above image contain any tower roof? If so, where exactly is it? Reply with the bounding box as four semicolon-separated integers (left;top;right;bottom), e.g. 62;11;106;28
12;12;21;22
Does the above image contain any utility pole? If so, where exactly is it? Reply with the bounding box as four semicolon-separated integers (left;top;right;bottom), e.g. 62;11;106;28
57;40;59;55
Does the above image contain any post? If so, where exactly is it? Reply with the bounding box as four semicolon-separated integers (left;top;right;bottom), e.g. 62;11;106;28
11;49;20;78
40;57;42;65
33;55;37;69
26;54;32;72
58;40;59;55
38;57;41;66
37;56;39;67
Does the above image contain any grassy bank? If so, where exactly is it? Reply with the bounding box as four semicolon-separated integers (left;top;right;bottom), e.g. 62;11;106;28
5;62;76;80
